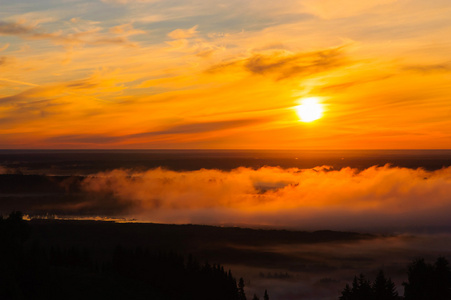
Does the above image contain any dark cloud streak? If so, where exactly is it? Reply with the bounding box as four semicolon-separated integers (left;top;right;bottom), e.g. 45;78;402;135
132;118;267;136
44;117;268;145
402;63;451;74
317;75;393;93
206;47;347;80
0;21;34;35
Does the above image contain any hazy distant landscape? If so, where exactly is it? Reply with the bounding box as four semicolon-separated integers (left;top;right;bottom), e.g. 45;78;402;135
1;150;451;232
3;216;451;299
1;150;451;299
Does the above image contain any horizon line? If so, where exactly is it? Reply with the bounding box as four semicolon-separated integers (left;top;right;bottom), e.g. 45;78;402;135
1;148;451;151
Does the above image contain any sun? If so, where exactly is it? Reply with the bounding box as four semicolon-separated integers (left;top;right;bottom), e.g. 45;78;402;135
295;97;324;122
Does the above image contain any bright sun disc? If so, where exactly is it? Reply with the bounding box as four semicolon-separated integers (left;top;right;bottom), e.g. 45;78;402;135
295;97;323;122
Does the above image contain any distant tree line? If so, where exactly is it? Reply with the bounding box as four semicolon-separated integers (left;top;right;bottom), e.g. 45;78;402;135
339;257;451;300
339;271;399;300
0;212;269;300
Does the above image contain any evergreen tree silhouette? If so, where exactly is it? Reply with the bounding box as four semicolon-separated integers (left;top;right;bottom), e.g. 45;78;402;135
238;277;247;300
339;271;399;300
0;212;261;300
252;294;260;300
264;289;269;300
433;257;451;300
403;258;433;300
3;211;31;244
341;257;451;300
373;270;399;300
339;284;352;300
404;257;451;300
353;274;372;299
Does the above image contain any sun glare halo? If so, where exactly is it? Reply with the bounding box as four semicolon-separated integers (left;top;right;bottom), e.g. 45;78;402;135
295;97;324;122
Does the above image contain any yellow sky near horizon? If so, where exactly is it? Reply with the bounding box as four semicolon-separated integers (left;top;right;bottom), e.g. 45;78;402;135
1;0;450;149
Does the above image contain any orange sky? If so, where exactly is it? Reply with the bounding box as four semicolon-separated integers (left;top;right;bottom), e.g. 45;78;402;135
1;0;451;149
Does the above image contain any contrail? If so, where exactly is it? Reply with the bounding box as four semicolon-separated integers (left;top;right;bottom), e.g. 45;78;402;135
0;43;9;51
0;77;111;104
0;77;39;87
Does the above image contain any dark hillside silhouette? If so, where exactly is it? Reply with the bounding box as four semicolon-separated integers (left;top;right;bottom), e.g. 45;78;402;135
0;212;269;300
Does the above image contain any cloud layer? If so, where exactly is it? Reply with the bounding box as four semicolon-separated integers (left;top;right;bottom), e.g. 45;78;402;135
75;165;451;231
1;0;451;148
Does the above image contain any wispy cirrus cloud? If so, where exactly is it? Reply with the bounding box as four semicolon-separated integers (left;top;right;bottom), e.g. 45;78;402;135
0;20;141;47
168;25;198;39
207;47;347;80
0;21;35;35
43;117;270;146
100;0;160;4
1;0;451;149
402;63;451;74
109;23;146;36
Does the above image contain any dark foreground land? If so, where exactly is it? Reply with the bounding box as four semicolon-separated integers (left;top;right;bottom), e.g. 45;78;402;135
0;213;374;300
29;218;374;259
3;214;451;300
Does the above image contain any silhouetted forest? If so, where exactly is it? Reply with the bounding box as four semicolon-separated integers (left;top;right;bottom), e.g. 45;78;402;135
3;211;451;299
0;212;268;300
339;257;451;300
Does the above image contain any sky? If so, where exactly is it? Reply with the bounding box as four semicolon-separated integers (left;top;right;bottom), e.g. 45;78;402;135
1;0;451;149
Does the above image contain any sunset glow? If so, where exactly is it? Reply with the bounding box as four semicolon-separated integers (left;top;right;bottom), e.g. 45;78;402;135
1;0;451;149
